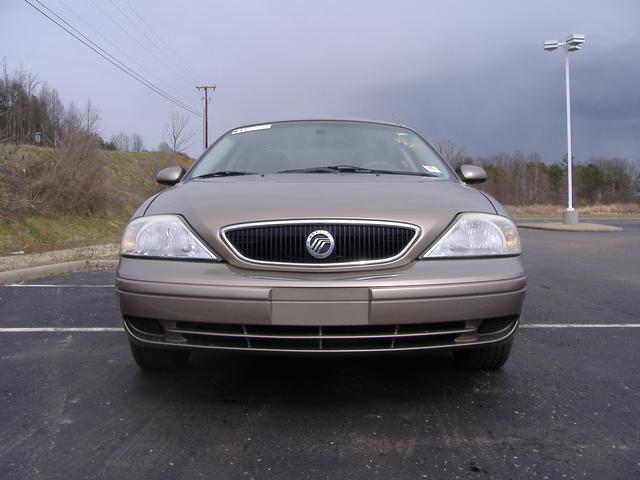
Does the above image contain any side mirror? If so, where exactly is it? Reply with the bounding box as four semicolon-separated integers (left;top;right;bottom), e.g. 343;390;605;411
456;164;487;184
156;166;185;186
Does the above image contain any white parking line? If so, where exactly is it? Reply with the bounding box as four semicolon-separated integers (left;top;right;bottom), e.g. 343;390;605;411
521;324;640;328
0;324;639;333
3;284;114;288
0;327;124;332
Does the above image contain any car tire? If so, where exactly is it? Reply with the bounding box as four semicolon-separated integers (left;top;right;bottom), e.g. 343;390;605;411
453;339;513;370
129;341;190;371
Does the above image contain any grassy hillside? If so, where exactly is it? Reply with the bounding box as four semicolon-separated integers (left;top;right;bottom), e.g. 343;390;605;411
0;144;192;255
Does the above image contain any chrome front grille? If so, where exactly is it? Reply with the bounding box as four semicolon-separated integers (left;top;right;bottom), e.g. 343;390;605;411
221;220;420;266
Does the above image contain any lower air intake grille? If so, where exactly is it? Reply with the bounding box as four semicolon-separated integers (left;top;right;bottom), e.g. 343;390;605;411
124;316;519;353
166;320;473;352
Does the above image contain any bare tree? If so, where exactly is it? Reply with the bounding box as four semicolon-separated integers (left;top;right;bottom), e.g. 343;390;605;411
162;111;194;152
156;141;171;152
83;99;101;135
433;139;466;168
24;70;41;144
110;132;131;151
39;86;64;148
60;103;83;141
131;133;144;152
1;62;41;144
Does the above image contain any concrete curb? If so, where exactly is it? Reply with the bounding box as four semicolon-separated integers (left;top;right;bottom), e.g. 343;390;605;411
518;222;623;232
0;259;118;285
513;215;639;221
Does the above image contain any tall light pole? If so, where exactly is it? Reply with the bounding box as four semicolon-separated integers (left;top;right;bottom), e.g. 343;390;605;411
544;34;585;225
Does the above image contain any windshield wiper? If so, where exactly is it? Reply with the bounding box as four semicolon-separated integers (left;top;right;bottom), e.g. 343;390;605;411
278;165;440;177
278;165;368;173
191;171;256;179
368;169;441;177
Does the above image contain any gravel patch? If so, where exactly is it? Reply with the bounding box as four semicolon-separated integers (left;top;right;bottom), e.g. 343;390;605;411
517;222;623;232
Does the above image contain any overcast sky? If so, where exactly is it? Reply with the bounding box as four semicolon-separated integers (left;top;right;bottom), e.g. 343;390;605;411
3;0;639;162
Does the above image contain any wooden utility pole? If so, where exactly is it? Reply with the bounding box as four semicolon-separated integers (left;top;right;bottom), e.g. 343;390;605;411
196;85;216;149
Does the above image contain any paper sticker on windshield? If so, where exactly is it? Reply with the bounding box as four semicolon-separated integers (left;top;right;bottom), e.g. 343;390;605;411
231;124;271;135
423;165;441;174
395;135;415;148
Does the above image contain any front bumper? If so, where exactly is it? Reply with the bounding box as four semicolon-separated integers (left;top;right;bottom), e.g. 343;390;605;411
116;257;526;353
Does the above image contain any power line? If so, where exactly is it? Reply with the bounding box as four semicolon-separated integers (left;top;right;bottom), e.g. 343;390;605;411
121;0;206;82
86;0;195;87
33;0;200;115
108;0;203;84
54;0;195;108
25;0;202;117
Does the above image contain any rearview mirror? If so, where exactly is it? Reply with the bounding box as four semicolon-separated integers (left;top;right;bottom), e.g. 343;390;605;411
156;166;185;186
456;164;487;184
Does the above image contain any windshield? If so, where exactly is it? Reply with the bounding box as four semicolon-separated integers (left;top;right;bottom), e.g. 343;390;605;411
188;121;451;179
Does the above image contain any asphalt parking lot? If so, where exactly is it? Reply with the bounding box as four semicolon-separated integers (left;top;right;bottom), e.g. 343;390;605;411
1;221;639;480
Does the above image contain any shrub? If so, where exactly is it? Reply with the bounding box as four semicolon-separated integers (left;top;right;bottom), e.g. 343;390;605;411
26;130;114;215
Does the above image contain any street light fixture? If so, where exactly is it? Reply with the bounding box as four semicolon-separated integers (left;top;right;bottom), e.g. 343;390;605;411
544;33;585;225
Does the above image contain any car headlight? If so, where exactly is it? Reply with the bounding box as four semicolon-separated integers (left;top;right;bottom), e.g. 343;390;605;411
120;215;220;260
423;213;521;258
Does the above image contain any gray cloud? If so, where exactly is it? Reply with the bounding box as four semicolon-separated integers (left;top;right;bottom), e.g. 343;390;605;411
2;0;639;162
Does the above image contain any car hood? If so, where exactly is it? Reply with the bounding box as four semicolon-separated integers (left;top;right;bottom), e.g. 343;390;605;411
144;174;497;270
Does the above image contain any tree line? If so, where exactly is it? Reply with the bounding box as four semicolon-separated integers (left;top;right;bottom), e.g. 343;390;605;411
1;62;65;147
0;61;144;151
434;141;639;205
1;62;193;153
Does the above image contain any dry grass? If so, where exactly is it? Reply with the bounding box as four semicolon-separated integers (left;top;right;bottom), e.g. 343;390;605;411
506;203;640;218
0;144;191;254
0;211;127;255
101;149;191;207
0;142;191;218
